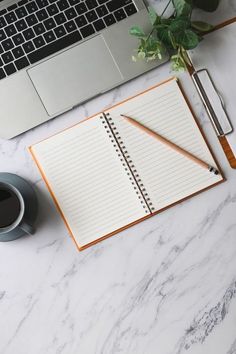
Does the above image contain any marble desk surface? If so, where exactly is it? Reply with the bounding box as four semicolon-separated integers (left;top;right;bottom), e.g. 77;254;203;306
0;1;236;354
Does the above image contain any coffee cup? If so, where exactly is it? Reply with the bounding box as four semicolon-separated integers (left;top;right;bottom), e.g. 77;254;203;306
0;173;38;242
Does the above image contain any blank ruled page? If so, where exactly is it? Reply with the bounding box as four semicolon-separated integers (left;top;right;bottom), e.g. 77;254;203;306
31;115;147;248
105;79;223;212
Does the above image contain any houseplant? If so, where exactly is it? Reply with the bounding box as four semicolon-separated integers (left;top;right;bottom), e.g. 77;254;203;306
130;0;220;71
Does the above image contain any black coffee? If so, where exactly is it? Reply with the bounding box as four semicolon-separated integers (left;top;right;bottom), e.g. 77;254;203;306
0;186;21;228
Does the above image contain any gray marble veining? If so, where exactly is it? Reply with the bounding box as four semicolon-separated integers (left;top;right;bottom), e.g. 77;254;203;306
0;1;236;354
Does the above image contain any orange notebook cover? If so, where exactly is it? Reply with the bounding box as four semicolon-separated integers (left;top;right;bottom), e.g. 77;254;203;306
29;78;224;251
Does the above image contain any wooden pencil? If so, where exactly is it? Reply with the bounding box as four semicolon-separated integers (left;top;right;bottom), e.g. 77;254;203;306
121;114;219;175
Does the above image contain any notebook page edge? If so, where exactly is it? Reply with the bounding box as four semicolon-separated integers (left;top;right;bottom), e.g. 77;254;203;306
30;145;82;252
103;77;178;114
29;111;104;151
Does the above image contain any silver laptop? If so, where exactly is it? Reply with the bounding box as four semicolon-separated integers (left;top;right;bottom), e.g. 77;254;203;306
0;0;168;139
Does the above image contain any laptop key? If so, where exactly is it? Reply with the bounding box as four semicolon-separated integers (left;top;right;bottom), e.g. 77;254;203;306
0;68;6;79
2;38;14;51
104;13;116;26
0;17;7;29
85;0;98;9
5;24;17;37
36;0;49;9
0;57;3;66
65;7;77;20
44;17;56;30
54;13;66;25
85;10;97;23
12;46;24;58
15;19;28;31
68;0;80;5
18;0;29;6
28;31;82;64
0;30;6;41
64;20;76;32
15;6;28;19
114;8;126;21
23;40;35;53
75;15;87;28
23;28;35;40
26;1;39;13
93;18;105;31
54;25;66;38
36;9;48;21
2;51;14;64
107;0;132;12
7;4;18;11
44;30;56;43
124;3;137;16
96;5;108;17
80;24;94;38
57;0;69;11
0;10;7;16
12;33;25;46
33;23;46;35
47;4;59;16
4;62;16;75
33;35;46;48
26;14;38;26
75;3;87;15
15;56;30;70
5;12;17;24
98;0;109;3
0;44;3;54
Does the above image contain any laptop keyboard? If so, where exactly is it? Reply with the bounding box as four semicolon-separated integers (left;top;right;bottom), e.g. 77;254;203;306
0;0;137;80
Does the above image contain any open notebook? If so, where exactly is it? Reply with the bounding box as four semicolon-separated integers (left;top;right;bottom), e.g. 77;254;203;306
30;78;223;250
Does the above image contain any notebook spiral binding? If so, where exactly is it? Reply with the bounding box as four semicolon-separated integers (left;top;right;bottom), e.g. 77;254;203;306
100;113;155;214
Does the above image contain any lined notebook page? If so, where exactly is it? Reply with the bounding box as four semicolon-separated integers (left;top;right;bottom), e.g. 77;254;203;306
105;79;223;212
30;115;147;248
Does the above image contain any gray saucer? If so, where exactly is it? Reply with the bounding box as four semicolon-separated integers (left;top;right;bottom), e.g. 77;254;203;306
0;173;38;242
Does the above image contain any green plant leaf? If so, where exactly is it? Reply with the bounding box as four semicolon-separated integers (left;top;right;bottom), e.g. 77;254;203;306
191;21;214;32
169;17;190;32
148;6;158;25
130;0;219;72
160;18;172;26
170;53;186;72
178;29;199;49
172;0;193;17
157;25;172;48
193;0;220;12
168;30;177;49
129;26;146;38
157;17;191;50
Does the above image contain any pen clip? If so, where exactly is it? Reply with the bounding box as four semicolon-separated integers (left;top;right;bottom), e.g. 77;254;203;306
192;69;233;137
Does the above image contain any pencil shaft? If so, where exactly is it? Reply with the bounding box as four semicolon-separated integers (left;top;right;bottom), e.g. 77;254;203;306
122;115;210;171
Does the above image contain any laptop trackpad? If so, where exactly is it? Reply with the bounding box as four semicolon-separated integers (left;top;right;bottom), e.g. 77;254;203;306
28;35;123;116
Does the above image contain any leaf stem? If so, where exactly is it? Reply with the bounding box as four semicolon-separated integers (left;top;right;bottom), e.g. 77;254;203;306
146;0;172;42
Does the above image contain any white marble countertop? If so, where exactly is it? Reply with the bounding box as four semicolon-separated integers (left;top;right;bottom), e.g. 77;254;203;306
0;1;236;354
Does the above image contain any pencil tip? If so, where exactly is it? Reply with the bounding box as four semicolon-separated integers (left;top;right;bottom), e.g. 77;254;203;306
208;166;219;175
